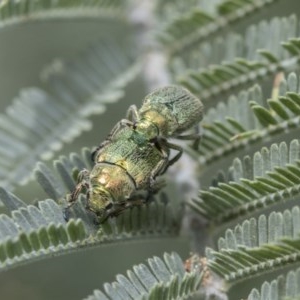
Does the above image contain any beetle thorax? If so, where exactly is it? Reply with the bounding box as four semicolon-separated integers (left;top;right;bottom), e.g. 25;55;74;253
139;109;170;137
135;117;159;141
139;102;179;137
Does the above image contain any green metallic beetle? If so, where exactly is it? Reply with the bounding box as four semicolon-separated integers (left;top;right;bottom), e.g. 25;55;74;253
66;85;203;222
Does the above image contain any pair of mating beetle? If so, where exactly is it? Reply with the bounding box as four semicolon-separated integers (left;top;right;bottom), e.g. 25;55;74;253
66;86;203;223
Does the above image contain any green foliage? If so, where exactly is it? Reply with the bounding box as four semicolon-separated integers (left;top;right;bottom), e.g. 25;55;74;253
159;0;277;55
0;0;126;24
0;38;139;190
247;267;300;300
1;0;300;299
85;252;203;300
176;14;298;103
189;139;300;225
208;206;300;281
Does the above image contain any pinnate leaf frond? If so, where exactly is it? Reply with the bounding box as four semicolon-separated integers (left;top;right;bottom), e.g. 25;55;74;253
84;252;203;300
247;267;300;300
174;14;298;103
207;206;300;283
159;0;277;56
0;38;139;190
0;182;182;273
189;139;300;225
195;71;300;185
0;0;126;28
0;195;88;272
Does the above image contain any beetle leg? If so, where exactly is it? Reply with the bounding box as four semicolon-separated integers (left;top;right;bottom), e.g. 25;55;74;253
148;178;166;194
148;141;169;187
67;169;90;207
101;119;131;143
147;159;168;200
126;105;140;122
175;125;201;150
162;141;183;167
176;133;201;150
152;138;183;174
64;169;91;221
97;197;146;223
175;133;200;140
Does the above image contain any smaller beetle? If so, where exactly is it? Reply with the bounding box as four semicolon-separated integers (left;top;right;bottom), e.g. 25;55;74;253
66;86;203;222
92;85;203;163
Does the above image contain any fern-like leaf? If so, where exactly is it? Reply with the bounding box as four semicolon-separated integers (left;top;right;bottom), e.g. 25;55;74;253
84;252;203;300
207;206;300;283
0;38;139;190
0;0;126;27
0;185;182;272
175;15;298;103
189;139;300;225
247;267;300;300
195;71;300;187
160;0;277;55
158;9;215;45
0;196;88;271
217;0;273;16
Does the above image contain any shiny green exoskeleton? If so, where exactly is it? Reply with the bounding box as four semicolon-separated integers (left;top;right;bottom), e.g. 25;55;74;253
93;85;203;155
66;86;203;222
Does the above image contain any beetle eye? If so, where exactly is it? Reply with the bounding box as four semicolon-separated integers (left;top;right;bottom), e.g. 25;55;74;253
106;203;113;210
